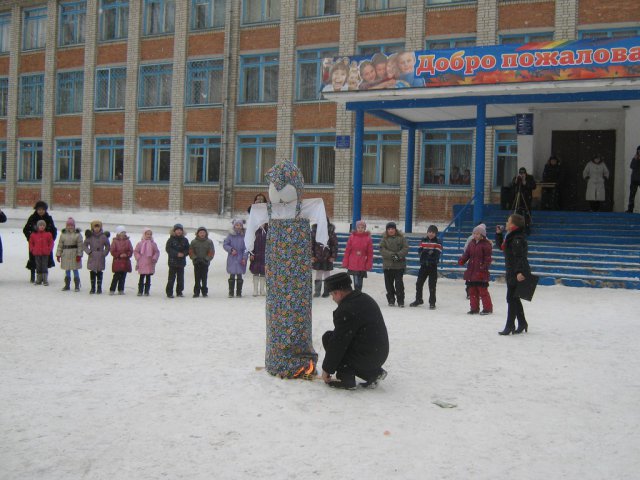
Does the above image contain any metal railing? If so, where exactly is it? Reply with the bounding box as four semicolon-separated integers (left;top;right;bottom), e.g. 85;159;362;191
440;193;481;249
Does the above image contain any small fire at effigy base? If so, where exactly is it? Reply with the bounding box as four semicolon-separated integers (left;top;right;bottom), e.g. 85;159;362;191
293;360;316;380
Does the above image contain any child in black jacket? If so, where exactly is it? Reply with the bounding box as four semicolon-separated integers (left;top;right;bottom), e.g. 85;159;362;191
165;223;190;298
409;225;442;309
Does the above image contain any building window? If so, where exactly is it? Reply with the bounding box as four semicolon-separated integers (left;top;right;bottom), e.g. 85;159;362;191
139;63;173;108
427;0;476;5
0;77;7;117
59;1;86;46
578;27;640;40
191;0;225;30
19;74;45;117
0;14;10;53
19;140;43;182
360;0;406;12
242;0;280;24
99;0;129;41
95;138;124;182
139;137;171;182
499;32;554;44
55;139;82;182
363;132;401;186
237;135;276;184
143;0;175;36
494;130;517;189
239;54;279;104
294;134;335;185
186;59;223;106
23;7;47;51
186;137;221;183
0;141;6;181
426;37;476;50
357;43;404;57
297;48;338;101
95;67;126;110
422;130;473;187
298;0;338;18
57;71;84;115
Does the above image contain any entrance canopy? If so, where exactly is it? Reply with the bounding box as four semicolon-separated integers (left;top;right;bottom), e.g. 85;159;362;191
321;37;640;231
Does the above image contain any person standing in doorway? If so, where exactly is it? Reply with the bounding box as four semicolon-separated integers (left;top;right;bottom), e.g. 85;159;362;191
583;155;609;211
627;146;640;213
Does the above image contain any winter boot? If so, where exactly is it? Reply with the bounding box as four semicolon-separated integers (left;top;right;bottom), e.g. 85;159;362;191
96;272;103;294
74;278;81;292
30;269;36;284
253;276;259;296
42;273;49;286
62;277;71;291
259;276;266;296
236;278;243;298
35;273;43;285
314;280;322;297
321;283;330;298
228;278;235;298
90;271;96;294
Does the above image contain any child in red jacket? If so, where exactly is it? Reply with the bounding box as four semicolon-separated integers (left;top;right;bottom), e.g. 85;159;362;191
458;223;493;315
29;220;54;286
341;220;373;291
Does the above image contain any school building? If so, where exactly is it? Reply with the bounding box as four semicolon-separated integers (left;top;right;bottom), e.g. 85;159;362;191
0;0;639;223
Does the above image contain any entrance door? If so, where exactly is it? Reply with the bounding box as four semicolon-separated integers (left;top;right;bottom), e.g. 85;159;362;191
550;130;616;211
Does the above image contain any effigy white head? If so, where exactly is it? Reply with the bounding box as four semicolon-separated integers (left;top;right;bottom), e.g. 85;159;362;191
265;161;305;206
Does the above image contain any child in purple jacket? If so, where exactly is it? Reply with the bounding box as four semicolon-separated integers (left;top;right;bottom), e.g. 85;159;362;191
224;219;249;297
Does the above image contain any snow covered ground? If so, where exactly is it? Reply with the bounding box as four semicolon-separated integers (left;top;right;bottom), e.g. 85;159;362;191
1;213;639;480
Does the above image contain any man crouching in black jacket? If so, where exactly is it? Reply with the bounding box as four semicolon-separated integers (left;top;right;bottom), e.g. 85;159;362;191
321;272;389;390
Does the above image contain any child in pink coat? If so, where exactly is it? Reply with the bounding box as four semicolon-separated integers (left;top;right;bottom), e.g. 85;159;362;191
458;223;493;314
134;228;160;296
341;220;373;291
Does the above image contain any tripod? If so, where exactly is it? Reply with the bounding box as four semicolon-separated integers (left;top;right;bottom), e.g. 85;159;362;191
512;184;532;233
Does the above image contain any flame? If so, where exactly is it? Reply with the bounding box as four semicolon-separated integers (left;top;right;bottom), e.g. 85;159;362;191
293;360;315;379
304;360;314;375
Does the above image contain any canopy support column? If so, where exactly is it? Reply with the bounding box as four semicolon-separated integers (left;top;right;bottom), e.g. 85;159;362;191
352;109;364;230
404;126;416;233
473;103;487;225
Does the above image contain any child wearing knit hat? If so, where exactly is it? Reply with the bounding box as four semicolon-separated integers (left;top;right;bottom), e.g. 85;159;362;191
341;220;373;292
409;225;442;309
55;217;83;291
134;228;160;296
189;227;215;298
223;219;248;297
458;223;493;315
83;220;111;294
165;224;190;298
108;226;133;295
29;219;55;286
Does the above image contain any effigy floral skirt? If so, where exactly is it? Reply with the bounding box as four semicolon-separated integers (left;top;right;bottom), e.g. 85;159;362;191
265;217;317;377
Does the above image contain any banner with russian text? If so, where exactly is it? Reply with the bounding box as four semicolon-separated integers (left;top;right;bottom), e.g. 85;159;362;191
320;37;640;92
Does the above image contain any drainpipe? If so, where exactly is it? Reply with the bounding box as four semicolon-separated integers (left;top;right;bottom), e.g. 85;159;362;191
218;1;234;216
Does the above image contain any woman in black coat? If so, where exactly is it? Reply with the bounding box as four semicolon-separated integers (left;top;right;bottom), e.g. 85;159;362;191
0;208;6;263
495;213;531;335
23;200;57;282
